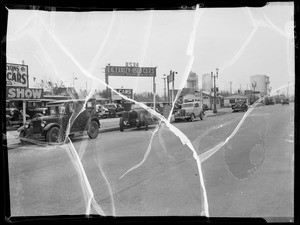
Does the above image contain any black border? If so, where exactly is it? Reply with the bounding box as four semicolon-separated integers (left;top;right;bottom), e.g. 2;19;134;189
1;0;298;224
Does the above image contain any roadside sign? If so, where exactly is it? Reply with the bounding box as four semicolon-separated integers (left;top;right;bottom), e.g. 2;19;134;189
6;86;44;99
106;66;156;77
6;63;29;87
112;88;133;100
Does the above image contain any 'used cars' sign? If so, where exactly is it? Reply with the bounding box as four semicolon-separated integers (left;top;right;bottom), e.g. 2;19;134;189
112;88;133;100
106;66;156;77
6;87;43;99
6;63;29;87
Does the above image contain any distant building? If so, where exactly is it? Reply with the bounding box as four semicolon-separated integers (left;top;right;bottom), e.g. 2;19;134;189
202;73;212;92
186;71;199;89
250;75;270;97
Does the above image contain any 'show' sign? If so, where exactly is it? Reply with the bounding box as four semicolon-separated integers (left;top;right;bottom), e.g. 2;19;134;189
6;87;44;99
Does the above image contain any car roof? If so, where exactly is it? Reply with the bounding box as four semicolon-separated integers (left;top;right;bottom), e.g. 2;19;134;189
47;98;95;106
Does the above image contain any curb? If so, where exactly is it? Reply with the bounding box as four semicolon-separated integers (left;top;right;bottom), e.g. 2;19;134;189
205;110;232;117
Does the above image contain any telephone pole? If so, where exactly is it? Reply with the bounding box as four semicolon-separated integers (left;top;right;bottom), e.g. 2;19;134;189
211;68;219;113
162;75;167;102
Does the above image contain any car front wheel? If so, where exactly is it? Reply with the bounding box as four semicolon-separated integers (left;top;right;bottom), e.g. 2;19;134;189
46;126;63;143
88;121;99;139
120;117;124;132
19;130;27;144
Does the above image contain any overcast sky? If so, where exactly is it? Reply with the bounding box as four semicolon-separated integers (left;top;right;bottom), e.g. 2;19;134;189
6;2;294;96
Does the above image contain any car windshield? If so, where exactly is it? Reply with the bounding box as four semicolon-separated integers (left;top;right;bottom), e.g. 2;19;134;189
182;103;194;108
49;105;66;115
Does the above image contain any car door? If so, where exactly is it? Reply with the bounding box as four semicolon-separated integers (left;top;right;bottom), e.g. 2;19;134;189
71;102;88;132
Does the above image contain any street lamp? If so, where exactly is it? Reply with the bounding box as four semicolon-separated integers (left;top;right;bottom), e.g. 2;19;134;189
211;68;219;113
252;81;257;104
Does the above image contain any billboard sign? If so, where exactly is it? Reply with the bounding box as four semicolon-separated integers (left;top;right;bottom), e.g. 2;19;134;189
106;66;156;77
112;89;133;100
6;86;44;99
6;63;29;87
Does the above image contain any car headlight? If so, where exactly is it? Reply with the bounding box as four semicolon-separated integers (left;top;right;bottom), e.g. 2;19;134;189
186;111;190;115
41;121;47;127
25;122;30;129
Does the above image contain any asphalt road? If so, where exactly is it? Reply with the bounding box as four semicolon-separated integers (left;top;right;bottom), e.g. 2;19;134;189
7;103;294;221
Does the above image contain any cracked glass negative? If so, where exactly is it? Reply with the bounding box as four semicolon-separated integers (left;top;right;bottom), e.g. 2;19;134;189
5;3;294;222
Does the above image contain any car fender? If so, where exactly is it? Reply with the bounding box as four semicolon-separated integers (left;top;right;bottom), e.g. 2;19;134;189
17;125;25;132
42;123;62;136
88;117;100;128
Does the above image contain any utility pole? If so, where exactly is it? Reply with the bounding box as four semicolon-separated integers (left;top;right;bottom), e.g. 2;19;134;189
230;81;232;94
162;75;167;102
211;68;219;113
169;70;177;103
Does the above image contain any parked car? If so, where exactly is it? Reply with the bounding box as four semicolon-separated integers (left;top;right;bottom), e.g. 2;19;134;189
119;104;157;131
17;99;100;143
173;101;204;122
96;104;109;118
232;101;248;112
6;99;53;127
104;103;124;118
202;104;209;111
265;97;275;105
282;98;290;105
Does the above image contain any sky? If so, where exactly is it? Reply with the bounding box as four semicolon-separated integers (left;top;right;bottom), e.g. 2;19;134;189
6;2;295;96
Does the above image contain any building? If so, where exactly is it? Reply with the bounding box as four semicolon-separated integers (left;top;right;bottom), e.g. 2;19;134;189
250;75;270;97
202;73;212;92
186;71;199;89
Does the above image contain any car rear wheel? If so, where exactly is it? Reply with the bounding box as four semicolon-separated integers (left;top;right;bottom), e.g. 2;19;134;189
190;114;195;122
88;121;99;139
199;112;203;120
46;126;63;143
120;117;124;132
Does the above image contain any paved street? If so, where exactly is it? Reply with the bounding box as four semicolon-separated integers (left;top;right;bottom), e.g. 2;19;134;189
7;104;294;221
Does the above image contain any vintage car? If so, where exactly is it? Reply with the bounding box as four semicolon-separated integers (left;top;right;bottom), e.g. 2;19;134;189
119;104;157;131
173;101;204;122
17;99;100;143
6;99;53;127
282;98;290;105
232;101;248;112
104;103;124;118
265;97;275;105
96;104;109;118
